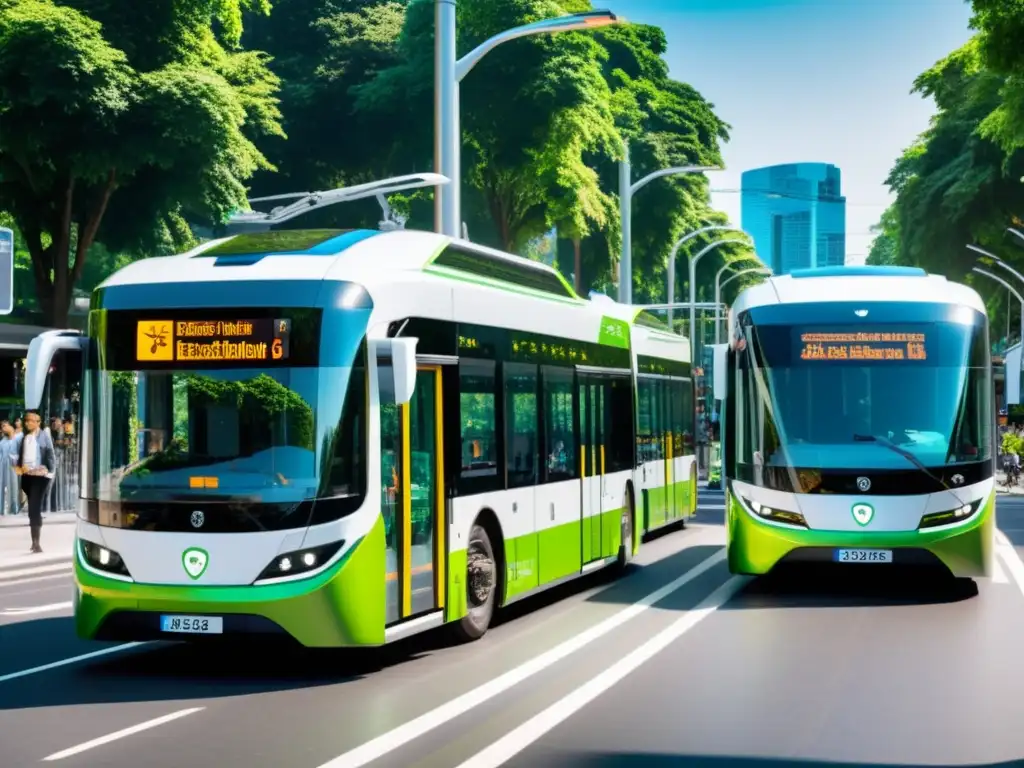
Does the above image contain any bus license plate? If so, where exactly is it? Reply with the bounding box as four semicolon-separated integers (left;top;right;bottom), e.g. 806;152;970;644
160;615;223;634
835;549;893;564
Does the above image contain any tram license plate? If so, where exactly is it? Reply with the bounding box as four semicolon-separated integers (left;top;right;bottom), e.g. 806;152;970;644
834;549;893;564
160;615;223;634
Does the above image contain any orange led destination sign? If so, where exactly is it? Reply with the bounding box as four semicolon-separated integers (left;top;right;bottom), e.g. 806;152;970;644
799;331;927;362
136;318;290;363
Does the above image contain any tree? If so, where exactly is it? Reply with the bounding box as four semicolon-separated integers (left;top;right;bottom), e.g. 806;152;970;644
880;39;1024;280
866;205;900;266
970;0;1024;153
0;0;282;326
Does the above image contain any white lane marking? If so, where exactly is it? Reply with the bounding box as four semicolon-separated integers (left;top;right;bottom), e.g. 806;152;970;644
991;555;1010;584
997;542;1024;600
43;707;204;761
455;575;746;768
0;600;71;616
996;529;1011;547
0;643;148;685
0;564;71;582
0;571;71;588
316;545;728;768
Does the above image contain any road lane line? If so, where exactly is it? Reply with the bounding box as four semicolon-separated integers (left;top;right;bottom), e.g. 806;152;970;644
0;600;71;616
996;529;1011;547
997;542;1024;600
455;575;747;768
0;572;71;588
0;564;72;582
0;643;148;685
316;545;728;768
43;707;204;761
991;555;1009;583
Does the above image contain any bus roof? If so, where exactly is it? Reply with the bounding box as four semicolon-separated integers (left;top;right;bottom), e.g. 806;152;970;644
732;266;986;317
96;228;693;363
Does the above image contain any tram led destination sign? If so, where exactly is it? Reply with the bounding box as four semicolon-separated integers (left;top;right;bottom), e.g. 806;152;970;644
136;317;291;363
799;331;927;362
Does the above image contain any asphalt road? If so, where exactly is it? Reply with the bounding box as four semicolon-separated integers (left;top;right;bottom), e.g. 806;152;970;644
3;491;1024;768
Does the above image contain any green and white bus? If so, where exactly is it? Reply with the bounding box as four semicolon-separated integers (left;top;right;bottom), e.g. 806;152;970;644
26;178;698;647
712;265;996;582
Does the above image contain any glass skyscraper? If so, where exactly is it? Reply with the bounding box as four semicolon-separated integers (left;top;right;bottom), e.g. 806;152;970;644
740;163;846;275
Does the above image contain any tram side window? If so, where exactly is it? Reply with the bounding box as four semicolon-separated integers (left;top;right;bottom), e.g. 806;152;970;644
604;375;634;472
505;363;539;487
678;379;695;455
637;378;654;464
458;360;498;484
542;366;576;482
324;350;367;500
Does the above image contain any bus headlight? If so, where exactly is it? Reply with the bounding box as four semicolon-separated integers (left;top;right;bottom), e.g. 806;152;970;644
79;539;131;577
734;488;808;528
918;499;983;529
255;540;345;583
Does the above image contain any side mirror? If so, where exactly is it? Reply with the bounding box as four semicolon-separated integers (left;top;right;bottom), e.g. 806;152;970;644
374;337;419;404
25;330;87;410
711;344;728;402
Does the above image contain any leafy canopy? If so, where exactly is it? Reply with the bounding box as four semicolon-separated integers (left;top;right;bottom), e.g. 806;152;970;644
0;0;281;325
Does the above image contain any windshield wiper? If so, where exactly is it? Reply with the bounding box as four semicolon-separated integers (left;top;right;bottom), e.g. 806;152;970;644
852;433;967;508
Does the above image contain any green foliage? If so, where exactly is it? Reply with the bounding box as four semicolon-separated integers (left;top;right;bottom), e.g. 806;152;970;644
0;0;281;326
1002;430;1023;456
866;206;900;266
874;6;1024;344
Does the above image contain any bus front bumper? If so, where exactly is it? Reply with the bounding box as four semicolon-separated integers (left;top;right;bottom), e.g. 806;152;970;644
73;524;387;648
725;492;995;578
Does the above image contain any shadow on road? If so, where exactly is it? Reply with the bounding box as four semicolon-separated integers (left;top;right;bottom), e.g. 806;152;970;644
1;534;720;709
721;563;979;609
520;752;1020;767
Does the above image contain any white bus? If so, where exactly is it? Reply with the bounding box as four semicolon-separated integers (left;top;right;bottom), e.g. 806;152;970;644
26;178;698;647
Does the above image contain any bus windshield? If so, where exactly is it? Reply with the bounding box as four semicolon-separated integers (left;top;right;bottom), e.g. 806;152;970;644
732;313;992;490
92;367;339;503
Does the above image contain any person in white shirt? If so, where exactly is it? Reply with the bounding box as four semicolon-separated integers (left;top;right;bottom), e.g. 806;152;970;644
16;410;55;553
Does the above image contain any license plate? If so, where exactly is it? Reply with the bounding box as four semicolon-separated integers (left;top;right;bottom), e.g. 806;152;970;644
160;615;223;634
834;549;893;563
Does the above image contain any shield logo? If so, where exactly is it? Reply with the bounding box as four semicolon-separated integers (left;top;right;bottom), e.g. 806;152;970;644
182;547;209;580
851;503;874;526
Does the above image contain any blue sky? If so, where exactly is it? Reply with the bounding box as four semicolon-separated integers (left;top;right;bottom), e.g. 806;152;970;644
601;0;975;263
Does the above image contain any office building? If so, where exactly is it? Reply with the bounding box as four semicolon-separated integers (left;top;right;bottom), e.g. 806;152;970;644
740;163;846;275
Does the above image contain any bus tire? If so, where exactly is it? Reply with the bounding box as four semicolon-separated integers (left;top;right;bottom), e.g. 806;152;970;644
452;523;498;642
615;486;634;573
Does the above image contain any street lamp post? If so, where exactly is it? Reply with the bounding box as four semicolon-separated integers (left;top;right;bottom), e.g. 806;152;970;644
1010;227;1024;246
618;144;719;304
665;225;752;330
973;267;1024;347
713;257;766;343
967;244;1024;287
435;4;622;237
717;267;772;341
687;238;753;362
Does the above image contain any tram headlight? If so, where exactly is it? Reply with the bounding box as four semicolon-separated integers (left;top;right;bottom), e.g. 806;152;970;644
255;540;345;583
734;487;808;529
918;499;983;529
79;539;131;577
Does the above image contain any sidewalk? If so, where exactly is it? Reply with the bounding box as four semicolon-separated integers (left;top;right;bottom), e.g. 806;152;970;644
0;514;76;575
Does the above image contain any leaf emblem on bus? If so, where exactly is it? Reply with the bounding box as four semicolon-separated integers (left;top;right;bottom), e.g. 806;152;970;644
851;503;874;526
182;547;209;580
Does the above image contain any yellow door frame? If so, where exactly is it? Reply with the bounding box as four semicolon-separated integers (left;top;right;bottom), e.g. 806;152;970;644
399;365;446;619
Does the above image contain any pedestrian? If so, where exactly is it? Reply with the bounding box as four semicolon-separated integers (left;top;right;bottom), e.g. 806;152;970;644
15;410;55;553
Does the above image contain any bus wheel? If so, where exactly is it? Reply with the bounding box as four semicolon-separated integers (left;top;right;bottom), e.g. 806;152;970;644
615;487;634;573
453;523;498;642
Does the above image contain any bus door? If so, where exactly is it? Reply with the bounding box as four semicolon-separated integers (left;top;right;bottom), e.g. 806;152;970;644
577;373;603;563
382;365;446;625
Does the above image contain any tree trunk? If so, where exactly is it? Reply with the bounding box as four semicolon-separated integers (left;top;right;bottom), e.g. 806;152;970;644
573;238;582;294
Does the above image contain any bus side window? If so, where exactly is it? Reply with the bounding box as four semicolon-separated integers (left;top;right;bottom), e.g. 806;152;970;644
457;359;499;492
542;366;576;482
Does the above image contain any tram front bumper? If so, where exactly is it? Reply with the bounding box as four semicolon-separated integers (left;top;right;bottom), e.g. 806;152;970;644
725;492;995;578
